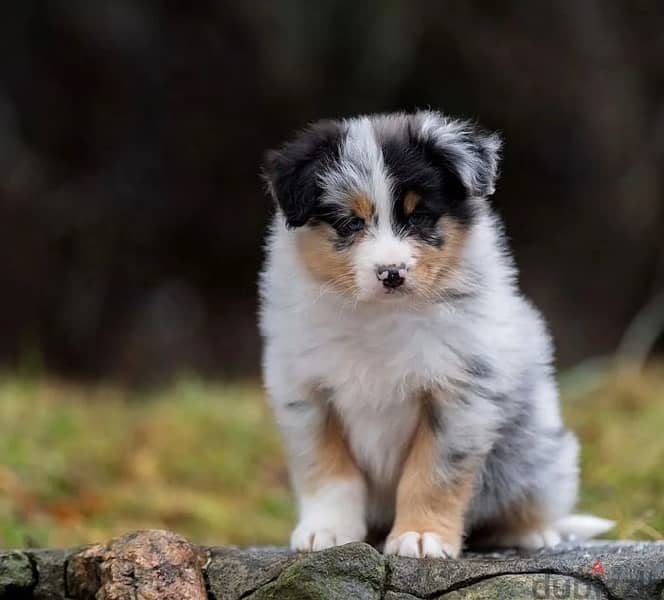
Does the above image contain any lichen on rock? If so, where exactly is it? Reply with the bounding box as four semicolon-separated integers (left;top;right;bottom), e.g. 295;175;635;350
0;551;34;598
248;543;385;600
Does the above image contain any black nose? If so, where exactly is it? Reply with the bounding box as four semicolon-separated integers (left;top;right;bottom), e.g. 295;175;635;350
376;265;405;288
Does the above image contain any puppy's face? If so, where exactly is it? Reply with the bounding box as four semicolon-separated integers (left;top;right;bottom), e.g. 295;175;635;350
264;112;501;303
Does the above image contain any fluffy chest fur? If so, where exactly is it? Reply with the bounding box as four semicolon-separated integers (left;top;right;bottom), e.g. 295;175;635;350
290;303;452;482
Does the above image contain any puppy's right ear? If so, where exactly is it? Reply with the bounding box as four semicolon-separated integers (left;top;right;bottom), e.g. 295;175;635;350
263;120;344;228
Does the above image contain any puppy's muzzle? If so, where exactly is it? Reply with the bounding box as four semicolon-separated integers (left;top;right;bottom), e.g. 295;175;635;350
376;264;407;289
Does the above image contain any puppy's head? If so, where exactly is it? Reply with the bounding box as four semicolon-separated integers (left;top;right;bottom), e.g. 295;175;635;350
263;111;501;303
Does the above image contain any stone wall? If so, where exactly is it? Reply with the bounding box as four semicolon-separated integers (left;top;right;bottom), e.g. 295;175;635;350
1;530;663;599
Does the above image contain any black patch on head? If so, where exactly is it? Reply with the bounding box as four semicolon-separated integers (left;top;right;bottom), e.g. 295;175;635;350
380;114;501;246
263;120;344;228
381;127;470;246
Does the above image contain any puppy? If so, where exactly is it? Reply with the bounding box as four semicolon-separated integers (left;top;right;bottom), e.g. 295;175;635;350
259;111;612;558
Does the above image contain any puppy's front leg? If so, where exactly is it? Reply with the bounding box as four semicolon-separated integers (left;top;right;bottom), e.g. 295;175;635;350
275;395;367;551
385;397;481;558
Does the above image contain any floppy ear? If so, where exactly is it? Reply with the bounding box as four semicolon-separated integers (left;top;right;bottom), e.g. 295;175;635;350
416;111;502;198
263;120;344;228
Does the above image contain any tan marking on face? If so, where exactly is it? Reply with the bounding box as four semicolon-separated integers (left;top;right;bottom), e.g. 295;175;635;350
411;217;468;296
403;191;420;216
296;226;357;295
350;192;374;221
303;408;361;492
387;400;476;556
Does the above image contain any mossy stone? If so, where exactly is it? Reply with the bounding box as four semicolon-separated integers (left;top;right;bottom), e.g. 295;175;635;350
0;552;34;598
250;543;385;600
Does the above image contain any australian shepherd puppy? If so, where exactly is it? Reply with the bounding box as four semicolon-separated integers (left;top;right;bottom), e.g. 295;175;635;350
259;111;612;558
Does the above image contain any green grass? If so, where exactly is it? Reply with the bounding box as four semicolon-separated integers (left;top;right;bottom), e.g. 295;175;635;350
0;366;662;549
562;365;664;540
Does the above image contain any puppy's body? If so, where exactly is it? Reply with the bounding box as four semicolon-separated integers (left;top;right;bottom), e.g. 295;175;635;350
260;112;609;557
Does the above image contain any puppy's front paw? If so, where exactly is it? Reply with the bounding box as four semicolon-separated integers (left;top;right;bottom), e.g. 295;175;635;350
513;528;562;549
290;521;366;552
385;531;459;559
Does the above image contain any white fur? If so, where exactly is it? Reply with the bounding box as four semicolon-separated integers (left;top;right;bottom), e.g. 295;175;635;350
491;516;615;550
291;479;367;551
554;515;616;542
385;531;458;559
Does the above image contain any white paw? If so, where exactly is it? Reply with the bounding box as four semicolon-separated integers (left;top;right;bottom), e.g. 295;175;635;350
516;528;562;549
384;531;459;559
290;522;366;552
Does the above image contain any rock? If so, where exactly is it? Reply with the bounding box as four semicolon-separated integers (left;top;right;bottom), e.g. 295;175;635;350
206;546;298;600
247;543;385;600
386;542;664;600
440;574;607;599
1;534;664;599
66;529;209;600
28;548;75;600
0;551;34;598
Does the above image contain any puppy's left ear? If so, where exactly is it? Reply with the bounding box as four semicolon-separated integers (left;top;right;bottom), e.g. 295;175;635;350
417;112;502;198
263;120;344;228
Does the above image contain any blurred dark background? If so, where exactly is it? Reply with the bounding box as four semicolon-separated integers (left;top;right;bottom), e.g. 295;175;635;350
1;1;663;383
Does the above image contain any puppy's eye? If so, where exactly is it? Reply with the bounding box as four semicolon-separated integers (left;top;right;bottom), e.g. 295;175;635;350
408;211;436;227
336;216;365;236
